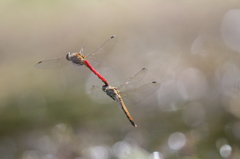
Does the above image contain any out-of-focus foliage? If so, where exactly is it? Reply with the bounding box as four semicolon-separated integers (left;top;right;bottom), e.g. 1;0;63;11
1;0;240;158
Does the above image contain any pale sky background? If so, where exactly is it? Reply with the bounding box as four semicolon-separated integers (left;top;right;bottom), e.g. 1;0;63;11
1;0;240;159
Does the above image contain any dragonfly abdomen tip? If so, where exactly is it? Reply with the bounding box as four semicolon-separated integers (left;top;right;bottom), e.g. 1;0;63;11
131;121;137;127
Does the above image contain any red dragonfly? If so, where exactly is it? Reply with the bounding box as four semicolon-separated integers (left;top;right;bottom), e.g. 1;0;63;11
35;35;117;86
92;68;160;127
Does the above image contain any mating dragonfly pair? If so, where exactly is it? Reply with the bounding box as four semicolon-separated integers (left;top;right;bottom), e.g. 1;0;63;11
35;35;160;127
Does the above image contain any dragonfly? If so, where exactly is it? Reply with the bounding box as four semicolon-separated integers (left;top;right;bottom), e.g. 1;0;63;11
92;68;160;127
35;35;118;86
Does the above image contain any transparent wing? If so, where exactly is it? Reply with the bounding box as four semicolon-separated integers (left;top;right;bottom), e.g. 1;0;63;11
118;68;148;91
120;81;160;106
35;57;69;69
85;35;118;66
90;85;106;99
79;42;87;54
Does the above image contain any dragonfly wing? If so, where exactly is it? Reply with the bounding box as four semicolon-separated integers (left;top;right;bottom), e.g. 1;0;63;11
90;85;106;99
120;81;160;106
35;58;69;69
118;68;148;91
86;35;118;66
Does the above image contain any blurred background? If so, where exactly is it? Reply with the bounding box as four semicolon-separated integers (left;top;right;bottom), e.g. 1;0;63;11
1;0;240;158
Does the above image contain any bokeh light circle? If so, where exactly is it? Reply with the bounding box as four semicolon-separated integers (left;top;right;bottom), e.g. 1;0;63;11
221;9;240;53
168;132;186;151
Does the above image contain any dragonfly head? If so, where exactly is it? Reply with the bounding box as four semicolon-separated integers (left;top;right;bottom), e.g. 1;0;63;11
102;85;108;92
66;52;72;61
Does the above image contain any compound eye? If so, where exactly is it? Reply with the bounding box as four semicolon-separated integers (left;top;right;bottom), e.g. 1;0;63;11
66;52;71;61
102;85;107;92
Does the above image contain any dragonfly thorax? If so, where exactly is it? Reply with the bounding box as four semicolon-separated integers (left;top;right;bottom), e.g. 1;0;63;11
66;52;86;65
102;85;119;101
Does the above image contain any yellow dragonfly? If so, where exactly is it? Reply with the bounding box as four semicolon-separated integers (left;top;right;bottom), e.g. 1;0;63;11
92;68;160;127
